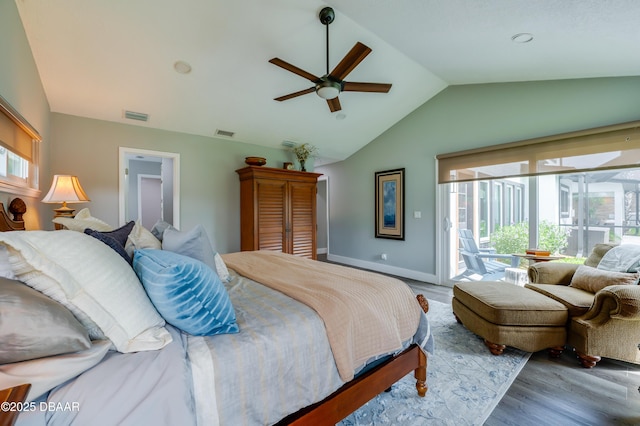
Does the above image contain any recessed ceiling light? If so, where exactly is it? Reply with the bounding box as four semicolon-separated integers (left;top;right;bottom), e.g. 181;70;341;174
511;33;534;43
174;61;192;74
335;112;346;120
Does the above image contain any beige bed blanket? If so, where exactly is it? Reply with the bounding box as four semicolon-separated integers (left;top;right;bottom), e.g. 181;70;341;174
221;250;421;381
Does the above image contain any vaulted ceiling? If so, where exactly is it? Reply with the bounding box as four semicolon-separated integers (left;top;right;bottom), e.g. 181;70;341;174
15;0;640;164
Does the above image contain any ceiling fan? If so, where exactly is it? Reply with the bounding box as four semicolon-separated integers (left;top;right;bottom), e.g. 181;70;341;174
269;7;392;113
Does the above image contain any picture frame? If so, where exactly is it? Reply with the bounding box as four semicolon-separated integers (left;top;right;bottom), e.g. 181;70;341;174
375;168;405;240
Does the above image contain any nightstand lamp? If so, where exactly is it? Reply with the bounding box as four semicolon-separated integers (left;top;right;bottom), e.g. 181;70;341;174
42;175;90;218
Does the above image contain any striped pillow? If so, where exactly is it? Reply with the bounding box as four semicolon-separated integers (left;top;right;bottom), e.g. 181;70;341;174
133;249;239;336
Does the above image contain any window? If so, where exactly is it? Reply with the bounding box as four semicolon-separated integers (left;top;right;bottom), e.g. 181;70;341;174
0;95;41;195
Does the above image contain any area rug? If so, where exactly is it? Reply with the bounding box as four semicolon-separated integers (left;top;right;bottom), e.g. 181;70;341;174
339;299;531;426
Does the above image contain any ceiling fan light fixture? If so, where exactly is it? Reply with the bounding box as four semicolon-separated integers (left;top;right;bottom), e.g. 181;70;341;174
316;80;341;99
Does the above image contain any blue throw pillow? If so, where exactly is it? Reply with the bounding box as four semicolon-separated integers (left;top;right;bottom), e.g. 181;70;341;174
133;249;239;336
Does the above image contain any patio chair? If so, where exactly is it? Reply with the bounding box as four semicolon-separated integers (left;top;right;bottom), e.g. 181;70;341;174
458;229;519;280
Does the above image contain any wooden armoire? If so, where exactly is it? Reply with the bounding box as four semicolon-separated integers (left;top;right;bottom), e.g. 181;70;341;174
236;166;322;259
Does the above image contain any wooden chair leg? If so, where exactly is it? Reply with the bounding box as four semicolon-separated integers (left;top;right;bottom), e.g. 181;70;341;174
576;351;601;368
484;339;506;355
548;346;564;358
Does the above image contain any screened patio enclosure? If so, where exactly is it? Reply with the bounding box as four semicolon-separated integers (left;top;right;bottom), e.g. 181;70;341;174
436;120;640;285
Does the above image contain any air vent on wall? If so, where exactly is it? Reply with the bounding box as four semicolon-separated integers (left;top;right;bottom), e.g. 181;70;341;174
215;129;235;138
123;110;149;122
281;140;296;148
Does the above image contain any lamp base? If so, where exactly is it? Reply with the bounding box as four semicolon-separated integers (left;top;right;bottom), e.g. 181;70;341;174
53;203;75;218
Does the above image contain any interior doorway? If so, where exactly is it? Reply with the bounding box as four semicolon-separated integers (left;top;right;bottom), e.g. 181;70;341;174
118;147;180;229
316;176;329;256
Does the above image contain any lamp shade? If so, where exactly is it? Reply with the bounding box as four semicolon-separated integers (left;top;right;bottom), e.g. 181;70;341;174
42;175;90;204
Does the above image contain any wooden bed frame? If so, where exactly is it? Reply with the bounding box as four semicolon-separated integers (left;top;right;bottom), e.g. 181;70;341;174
0;198;429;425
278;293;430;425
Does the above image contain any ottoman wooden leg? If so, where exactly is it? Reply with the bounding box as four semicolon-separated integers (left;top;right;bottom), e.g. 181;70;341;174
484;340;506;355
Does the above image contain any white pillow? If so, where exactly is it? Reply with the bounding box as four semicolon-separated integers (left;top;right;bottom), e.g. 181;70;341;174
0;230;172;352
0;245;15;279
52;208;113;232
214;252;231;282
125;221;161;258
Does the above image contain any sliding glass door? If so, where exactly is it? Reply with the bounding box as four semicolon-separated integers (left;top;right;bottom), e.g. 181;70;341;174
439;167;640;285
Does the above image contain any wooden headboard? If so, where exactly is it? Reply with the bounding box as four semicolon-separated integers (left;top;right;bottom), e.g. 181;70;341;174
0;198;26;231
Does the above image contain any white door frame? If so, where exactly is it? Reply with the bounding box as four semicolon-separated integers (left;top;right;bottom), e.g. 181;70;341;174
317;175;329;255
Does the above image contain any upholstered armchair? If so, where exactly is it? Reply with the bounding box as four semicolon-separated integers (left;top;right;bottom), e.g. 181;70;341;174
527;243;640;368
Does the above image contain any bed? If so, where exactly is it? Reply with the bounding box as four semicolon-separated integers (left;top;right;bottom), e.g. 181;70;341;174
0;198;432;425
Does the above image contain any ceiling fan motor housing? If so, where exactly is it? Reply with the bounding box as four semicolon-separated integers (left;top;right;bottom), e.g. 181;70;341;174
319;7;335;25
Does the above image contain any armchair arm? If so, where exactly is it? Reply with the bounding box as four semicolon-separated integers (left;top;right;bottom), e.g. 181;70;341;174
579;285;640;322
528;262;579;285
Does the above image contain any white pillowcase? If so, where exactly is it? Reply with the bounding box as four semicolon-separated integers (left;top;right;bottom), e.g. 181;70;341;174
52;208;113;232
125;220;162;258
0;230;172;352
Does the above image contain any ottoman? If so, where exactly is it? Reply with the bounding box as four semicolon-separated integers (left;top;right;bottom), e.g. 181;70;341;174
452;281;568;355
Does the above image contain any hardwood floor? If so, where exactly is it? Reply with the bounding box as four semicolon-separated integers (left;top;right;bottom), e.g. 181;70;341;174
408;280;640;426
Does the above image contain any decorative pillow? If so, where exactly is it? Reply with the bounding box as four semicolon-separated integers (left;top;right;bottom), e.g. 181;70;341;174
162;225;216;271
150;220;173;242
84;221;135;263
0;230;172;352
52;208;113;232
584;243;617;267
597;244;640;273
0;244;15;279
133;249;239;336
125;221;161;258
0;277;91;364
569;265;639;293
214;252;231;282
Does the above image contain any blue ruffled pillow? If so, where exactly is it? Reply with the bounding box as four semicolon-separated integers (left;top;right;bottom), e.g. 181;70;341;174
133;249;239;336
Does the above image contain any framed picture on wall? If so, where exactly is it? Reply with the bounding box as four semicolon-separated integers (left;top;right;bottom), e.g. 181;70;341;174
375;168;405;240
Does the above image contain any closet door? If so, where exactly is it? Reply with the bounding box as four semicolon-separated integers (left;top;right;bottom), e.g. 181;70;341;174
289;181;317;259
256;179;287;252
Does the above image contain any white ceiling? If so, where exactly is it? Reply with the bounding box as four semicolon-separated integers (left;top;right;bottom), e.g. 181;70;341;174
15;0;640;164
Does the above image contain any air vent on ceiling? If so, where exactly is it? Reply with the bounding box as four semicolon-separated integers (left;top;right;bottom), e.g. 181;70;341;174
215;129;235;138
281;140;297;148
123;110;149;122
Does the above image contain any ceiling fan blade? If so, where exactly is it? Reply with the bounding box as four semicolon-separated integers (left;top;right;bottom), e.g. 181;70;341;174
274;87;316;102
327;97;341;112
342;82;392;93
329;42;372;81
269;58;320;83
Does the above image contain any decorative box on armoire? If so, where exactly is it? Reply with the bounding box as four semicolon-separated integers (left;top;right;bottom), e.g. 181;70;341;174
236;166;322;260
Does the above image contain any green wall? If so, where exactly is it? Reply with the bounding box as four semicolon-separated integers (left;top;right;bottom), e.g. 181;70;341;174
50;113;291;253
0;0;51;229
317;77;640;282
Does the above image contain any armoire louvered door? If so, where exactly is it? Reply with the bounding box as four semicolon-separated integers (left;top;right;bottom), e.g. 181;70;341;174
237;166;322;259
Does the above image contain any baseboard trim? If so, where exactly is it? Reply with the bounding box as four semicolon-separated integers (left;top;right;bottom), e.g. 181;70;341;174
326;254;438;284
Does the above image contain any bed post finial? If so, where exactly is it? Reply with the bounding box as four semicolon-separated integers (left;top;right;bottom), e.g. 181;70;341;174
9;198;26;222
